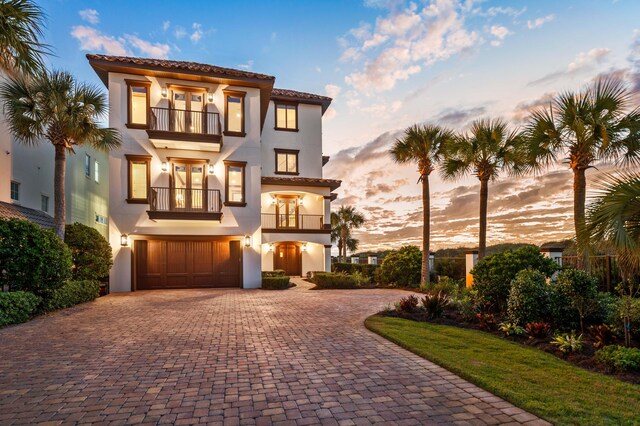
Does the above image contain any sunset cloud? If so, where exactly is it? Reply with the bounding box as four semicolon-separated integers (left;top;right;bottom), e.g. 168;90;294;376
529;47;611;86
527;15;555;30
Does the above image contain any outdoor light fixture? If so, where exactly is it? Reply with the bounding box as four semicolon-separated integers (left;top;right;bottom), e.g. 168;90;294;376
208;164;215;175
244;235;252;247
120;234;129;247
207;92;214;103
161;87;168;98
161;161;168;172
271;196;276;205
299;196;304;206
268;243;274;252
301;243;308;252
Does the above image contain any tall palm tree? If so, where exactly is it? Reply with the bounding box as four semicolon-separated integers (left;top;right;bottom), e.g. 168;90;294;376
391;124;454;285
441;118;525;260
0;70;121;239
331;206;365;263
0;0;49;76
525;77;640;265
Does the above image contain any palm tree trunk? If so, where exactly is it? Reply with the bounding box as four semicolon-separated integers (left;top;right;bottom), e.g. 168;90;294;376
478;178;489;260
573;167;589;270
341;229;348;263
422;175;430;285
54;145;66;240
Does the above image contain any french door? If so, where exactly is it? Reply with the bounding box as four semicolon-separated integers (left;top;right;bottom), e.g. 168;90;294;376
171;88;205;133
171;161;206;211
276;196;298;228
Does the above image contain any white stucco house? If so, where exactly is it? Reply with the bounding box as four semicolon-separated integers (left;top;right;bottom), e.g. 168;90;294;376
86;54;340;291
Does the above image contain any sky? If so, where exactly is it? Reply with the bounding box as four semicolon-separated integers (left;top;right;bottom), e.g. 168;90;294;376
40;0;640;252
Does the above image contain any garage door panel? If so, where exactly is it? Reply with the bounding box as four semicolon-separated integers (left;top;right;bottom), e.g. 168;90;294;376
192;241;215;274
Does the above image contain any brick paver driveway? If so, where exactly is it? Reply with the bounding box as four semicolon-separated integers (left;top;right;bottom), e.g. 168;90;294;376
0;279;547;425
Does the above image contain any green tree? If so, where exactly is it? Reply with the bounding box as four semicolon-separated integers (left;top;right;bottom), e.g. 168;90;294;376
0;71;121;239
331;206;365;263
64;223;113;280
391;124;454;285
524;78;640;265
0;0;49;76
441;118;525;260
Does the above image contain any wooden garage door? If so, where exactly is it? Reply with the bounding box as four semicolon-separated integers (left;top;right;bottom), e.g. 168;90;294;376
134;238;241;289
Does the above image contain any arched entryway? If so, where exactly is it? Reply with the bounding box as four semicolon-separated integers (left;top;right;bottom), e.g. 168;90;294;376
274;242;302;276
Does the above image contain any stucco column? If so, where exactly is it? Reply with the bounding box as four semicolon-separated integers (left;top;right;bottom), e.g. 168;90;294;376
324;244;332;272
465;249;479;288
323;196;331;228
541;246;563;280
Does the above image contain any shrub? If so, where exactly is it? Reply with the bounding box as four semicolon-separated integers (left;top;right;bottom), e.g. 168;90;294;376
262;276;290;289
471;246;558;312
64;223;113;280
551;331;583;354
312;272;359;289
499;322;525;337
433;257;465;281
476;313;497;331
421;292;451;319
333;263;379;280
0;219;72;298
262;270;286;278
552;269;599;332
455;291;478;322
44;280;100;311
525;322;551;339
377;246;422;287
595;345;640;372
507;269;550;325
588;324;617;349
421;276;463;297
590;292;619;328
0;291;41;327
396;295;419;313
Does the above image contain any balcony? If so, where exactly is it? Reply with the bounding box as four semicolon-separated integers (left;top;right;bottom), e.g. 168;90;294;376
147;107;223;152
261;213;330;233
147;187;223;221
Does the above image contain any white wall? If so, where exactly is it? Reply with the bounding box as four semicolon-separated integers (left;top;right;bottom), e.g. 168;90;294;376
260;241;328;276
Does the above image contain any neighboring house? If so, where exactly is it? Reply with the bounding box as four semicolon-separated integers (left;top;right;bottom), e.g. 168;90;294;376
86;54;340;291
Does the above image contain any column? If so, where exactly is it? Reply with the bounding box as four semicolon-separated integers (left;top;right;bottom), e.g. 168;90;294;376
465;249;479;288
324;245;332;272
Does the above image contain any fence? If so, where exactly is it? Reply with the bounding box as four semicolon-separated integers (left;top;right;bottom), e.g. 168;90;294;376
562;255;621;292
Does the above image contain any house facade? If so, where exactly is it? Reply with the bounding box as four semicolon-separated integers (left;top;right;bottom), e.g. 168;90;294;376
87;54;339;291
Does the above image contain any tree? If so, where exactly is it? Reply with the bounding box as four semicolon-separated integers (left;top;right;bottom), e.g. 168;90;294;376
391;124;454;285
441;118;525;260
0;0;49;76
331;206;365;263
0;71;121;239
524;78;640;266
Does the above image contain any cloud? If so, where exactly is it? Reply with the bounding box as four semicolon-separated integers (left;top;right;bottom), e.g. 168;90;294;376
341;0;480;93
125;35;170;59
435;106;486;128
190;23;203;43
79;9;99;24
323;107;337;121
489;25;510;46
162;21;171;31
527;14;555;30
360;100;402;115
529;47;611;86
325;84;341;99
474;6;526;18
70;26;129;56
174;26;187;39
237;60;254;70
511;92;555;122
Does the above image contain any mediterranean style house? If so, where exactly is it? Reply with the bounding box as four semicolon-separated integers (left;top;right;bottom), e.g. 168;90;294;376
86;54;340;291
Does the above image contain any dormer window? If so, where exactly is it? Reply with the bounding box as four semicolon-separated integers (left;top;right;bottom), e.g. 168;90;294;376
223;90;246;137
275;102;298;131
126;80;151;128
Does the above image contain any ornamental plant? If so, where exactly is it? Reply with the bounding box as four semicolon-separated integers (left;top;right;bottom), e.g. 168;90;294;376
64;223;113;280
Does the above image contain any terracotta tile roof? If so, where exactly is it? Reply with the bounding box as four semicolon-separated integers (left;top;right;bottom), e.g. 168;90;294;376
0;201;54;229
86;54;275;81
262;176;341;191
272;88;332;102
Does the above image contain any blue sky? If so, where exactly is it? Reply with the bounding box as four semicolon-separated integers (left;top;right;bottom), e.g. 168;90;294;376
40;0;640;250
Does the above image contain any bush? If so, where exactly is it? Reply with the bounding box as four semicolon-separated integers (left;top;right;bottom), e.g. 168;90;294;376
262;270;286;278
471;246;558;312
333;263;379;280
499;322;525;336
421;292;451;319
525;322;551;339
433;257;466;280
476;313;497;330
64;223;113;280
44;280;100;311
507;269;550;325
312;272;359;289
0;219;72;298
0;291;41;326
551;331;583;354
422;276;464;297
262;276;290;289
377;245;422;287
396;295;419;313
595;345;640;372
588;324;617;349
552;269;599;332
454;290;478;321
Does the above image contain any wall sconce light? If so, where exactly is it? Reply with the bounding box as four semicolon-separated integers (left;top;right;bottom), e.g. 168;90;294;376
271;196;276;205
120;234;129;247
208;164;215;175
268;243;274;252
207;92;214;103
161;87;168;98
244;235;252;247
161;161;168;172
299;196;304;206
301;243;307;252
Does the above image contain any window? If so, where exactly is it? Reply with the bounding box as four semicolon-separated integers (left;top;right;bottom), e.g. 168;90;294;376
275;149;299;175
94;160;100;183
223;90;246;136
85;154;91;177
224;160;246;207
41;195;49;212
10;181;19;201
125;154;151;203
95;214;108;225
126;80;151;128
275;102;298;131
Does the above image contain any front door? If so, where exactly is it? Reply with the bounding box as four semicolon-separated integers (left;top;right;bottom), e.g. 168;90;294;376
276;196;298;229
172;161;206;211
171;89;205;133
274;242;301;276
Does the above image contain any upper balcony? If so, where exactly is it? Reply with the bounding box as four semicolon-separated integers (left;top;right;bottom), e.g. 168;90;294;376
147;187;223;221
147;107;222;152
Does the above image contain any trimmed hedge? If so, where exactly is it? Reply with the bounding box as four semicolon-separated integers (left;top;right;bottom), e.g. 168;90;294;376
262;276;291;289
333;263;379;279
44;280;100;312
377;246;422;287
0;291;41;327
596;345;640;372
262;270;286;278
507;269;550;325
65;223;113;280
312;272;359;289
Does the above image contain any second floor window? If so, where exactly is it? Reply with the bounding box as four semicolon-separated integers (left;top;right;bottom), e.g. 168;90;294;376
125;154;151;203
275;103;298;131
41;195;49;212
275;149;299;175
126;80;151;128
85;154;91;177
94;160;100;183
224;90;246;136
224;160;246;207
10;181;19;201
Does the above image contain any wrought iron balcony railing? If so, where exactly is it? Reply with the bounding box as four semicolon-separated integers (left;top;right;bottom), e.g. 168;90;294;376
148;187;222;220
149;107;221;136
261;213;325;230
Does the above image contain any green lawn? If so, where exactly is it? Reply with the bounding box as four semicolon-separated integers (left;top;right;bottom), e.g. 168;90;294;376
365;315;640;425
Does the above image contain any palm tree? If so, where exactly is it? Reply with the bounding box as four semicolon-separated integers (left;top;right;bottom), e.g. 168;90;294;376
0;0;49;76
391;124;454;285
0;70;121;239
441;118;525;260
524;77;640;265
331;206;365;263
